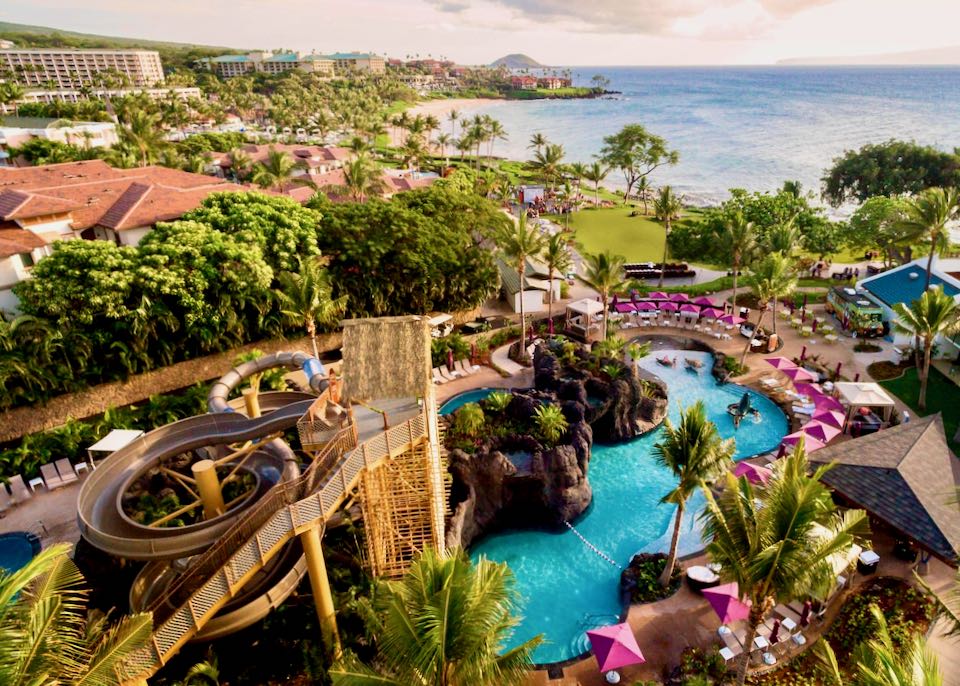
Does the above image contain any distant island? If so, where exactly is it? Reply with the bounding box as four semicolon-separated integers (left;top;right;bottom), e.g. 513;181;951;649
490;53;545;69
779;44;960;66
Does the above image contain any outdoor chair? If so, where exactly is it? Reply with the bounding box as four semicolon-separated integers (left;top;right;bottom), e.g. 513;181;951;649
432;367;447;384
438;366;459;382
456;359;478;376
54;459;79;485
0;483;12;512
40;463;66;490
8;475;32;503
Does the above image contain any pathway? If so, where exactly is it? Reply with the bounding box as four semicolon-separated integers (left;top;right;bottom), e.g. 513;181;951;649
491;342;528;376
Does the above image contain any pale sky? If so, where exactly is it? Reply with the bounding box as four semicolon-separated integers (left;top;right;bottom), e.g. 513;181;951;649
4;0;960;65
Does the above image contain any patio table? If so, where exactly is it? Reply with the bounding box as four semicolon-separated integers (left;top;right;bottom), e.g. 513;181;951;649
801;326;813;337
790;317;802;328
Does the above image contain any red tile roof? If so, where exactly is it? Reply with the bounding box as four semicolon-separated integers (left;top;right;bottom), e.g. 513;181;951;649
235;144;353;166
0;227;46;258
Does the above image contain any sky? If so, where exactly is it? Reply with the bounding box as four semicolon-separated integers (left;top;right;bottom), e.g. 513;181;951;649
5;0;960;65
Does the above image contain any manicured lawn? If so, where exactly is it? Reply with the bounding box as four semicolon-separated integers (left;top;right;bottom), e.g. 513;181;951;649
569;207;666;262
881;366;960;453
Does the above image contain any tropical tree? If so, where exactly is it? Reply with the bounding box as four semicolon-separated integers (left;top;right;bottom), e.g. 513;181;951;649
702;445;870;686
330;548;541;686
895;187;960;289
0;543;153;686
917;569;960;641
892;287;960;410
599;123;679;205
653;186;683;287
447;108;460;137
435;132;452;165
625;341;651;376
528;132;548;156
720;212;757;312
582;161;610;206
542;233;572;324
486;119;507;158
228;148;254;182
579;250;626;339
340;153;386;202
498;210;547;349
530;143;565;190
740;253;798;365
652;401;735;586
274;256;347;358
635;177;650;214
251;147;300;192
119;110;167;167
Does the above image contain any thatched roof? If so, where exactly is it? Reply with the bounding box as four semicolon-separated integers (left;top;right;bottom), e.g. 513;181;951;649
809;414;960;564
341;316;432;401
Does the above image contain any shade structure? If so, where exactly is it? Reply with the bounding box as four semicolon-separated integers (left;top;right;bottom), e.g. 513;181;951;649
669;292;689;302
694;296;717;306
733;461;773;485
636;301;657;311
801;421;842;443
701;307;724;319
702;582;752;624
783;367;817;383
614;303;636;313
648;291;668;300
718;314;745;325
811;408;846;429
815;395;845;412
659;301;679;312
792;382;824;400
680;303;700;314
587;623;646;672
765;356;797;370
781;432;827;452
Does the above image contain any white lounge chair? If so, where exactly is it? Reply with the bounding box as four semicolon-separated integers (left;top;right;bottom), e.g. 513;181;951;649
439;366;459;382
41;463;66;490
0;484;12;512
55;459;79;485
456;359;478;376
432;367;447;384
8;475;32;503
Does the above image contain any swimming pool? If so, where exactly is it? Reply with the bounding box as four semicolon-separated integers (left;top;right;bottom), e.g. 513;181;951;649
469;350;788;664
0;531;42;575
439;388;498;415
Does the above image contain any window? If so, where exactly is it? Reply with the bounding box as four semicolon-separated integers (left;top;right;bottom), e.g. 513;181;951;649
20;252;35;268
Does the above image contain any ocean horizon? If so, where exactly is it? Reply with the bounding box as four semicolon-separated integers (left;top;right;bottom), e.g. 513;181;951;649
454;65;960;211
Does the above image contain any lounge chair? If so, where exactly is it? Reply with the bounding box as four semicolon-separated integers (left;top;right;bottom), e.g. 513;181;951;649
0;484;12;512
55;459;79;485
8;475;31;503
456;359;478;376
40;463;66;490
439;366;458;382
432;367;448;384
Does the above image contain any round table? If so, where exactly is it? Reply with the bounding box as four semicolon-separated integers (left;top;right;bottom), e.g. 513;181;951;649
687;565;721;591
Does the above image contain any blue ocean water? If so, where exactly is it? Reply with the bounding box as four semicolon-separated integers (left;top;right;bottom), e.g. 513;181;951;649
457;66;960;206
469;350;787;664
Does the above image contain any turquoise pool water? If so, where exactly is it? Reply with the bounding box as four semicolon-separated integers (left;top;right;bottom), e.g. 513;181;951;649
469;350;788;664
439;388;498;415
0;532;41;575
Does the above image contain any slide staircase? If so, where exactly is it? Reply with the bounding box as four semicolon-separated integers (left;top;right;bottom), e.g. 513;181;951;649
125;411;430;678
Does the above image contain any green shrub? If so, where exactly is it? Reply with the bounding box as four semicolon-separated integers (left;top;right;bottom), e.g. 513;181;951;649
431;333;471;367
622;553;681;604
451;403;485;438
482;391;512;413
533;404;568;445
723;356;748;376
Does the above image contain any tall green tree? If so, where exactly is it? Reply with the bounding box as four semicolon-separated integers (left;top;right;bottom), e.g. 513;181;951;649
599;124;678;205
578;250;626;340
720;211;756;312
895;187;960;289
542;233;572;323
119;110;167;167
530;143;565;191
582;162;610;206
848;196;912;267
528;132;548;156
652;402;735;586
340;153;386;202
892;287;960;410
653;186;683;287
702;445;869;686
330;548;541;686
740;253;798;365
274;256;347;358
498;210;547;348
251;147;300;192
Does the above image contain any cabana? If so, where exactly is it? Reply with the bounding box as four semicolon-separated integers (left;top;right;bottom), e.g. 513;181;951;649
87;429;144;469
565;298;605;341
833;381;896;427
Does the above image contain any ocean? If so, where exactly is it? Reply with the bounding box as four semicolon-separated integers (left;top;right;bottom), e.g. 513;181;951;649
455;66;960;209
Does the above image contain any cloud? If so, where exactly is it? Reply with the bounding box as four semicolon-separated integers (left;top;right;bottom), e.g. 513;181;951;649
423;0;841;35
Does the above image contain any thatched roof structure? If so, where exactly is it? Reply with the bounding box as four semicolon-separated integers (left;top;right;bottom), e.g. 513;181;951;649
809;414;960;564
341;316;432;401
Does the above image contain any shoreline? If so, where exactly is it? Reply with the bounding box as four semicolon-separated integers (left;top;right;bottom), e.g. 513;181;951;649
405;97;502;121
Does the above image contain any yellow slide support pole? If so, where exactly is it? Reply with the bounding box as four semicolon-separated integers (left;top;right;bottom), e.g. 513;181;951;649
191;459;225;520
300;525;342;659
242;387;261;418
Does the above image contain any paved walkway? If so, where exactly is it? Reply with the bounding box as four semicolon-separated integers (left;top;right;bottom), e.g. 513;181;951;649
490;341;528;376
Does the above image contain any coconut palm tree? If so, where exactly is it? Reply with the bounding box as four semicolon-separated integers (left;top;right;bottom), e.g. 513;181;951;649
531;143;565;191
652;401;735;587
435;132;452;166
0;543;153;686
634;177;651;214
896;187;960;289
498;210;547;349
740;253;798;366
487;119;508;159
120;110;166;167
652;186;683;287
568;161;587;194
251;147;300;192
918;569;960;640
340;153;386;202
228;148;253;182
528;132;548;156
542;233;572;323
330;548;541;686
702;445;870;686
447;108;460;137
892;287;960;410
579;250;626;340
582;162;610;207
274;256;347;359
721;212;757;313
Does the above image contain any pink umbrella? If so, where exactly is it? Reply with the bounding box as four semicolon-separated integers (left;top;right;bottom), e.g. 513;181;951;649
648;291;668;300
733;461;773;485
586;623;646;673
718;314;745;325
669;292;689;302
765;356;797;370
792;382;824;399
703;582;752;624
783;367;817;383
701;307;724;319
659;301;679;312
811;408;845;428
781;432;827;452
815;395;845;412
694;296;717;307
680;303;700;314
636;301;657;311
801;421;842;443
614;303;636;313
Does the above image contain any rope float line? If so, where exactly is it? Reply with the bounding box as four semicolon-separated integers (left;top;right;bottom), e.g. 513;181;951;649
564;521;623;570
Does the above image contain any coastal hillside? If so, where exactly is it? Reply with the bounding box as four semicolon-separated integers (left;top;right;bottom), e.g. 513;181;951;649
490;53;544;69
0;21;237;51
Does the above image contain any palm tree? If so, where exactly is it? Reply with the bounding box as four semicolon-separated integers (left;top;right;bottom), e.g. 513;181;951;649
330;548;541;686
766;215;799;257
721;212;756;313
582;162;610;206
274;256;347;358
120;110;166;167
435;132;452;166
528;132;548;156
251;147;300;192
498;210;547;349
652;402;735;587
568;161;587;194
653;186;683;287
487;119;508;158
740;253;798;366
531;143;565;191
892;287;960;410
228;148;253;182
448;108;460;137
542;233;572;324
579;250;626;340
896;187;960;289
0;543;153;686
918;569;960;640
340;154;386;202
702;445;869;686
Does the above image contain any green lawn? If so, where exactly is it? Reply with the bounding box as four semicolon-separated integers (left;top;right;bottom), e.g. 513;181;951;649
880;366;960;453
568;207;666;262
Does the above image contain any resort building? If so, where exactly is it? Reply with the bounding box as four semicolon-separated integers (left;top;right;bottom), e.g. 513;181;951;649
510;75;538;90
8;87;202;110
207;144;353;179
324;52;386;74
0;117;119;166
538;76;571;89
857;257;960;354
0;160;245;310
496;256;562;313
0;48;165;89
200;51;335;79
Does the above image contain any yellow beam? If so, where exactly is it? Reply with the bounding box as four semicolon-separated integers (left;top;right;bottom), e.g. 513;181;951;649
191;459;225;520
300;526;342;659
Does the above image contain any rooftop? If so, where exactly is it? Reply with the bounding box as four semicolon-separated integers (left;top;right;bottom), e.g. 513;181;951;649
1;116;112;130
861;262;960;307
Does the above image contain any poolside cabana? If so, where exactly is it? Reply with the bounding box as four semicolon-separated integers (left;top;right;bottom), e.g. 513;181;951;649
87;429;144;468
565;298;605;341
833;381;896;424
809;415;960;566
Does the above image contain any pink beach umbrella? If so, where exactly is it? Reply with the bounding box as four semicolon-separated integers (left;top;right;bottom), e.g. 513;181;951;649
765;356;797;371
694;296;717;307
718;314;745;325
733;461;773;485
792;382;824;399
703;582;752;624
680;303;700;315
701;307;724;319
659;301;679;312
815;395;845;412
648;291;669;300
615;302;637;313
669;292;689;302
637;301;657;311
781;432;827;452
586;623;646;673
783;367;817;383
811;408;845;429
801;421;842;443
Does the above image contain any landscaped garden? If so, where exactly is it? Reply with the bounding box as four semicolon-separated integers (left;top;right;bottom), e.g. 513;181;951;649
881;365;960;451
567;206;669;263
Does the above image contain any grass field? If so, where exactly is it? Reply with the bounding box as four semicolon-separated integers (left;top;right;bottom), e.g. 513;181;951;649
568;207;666;262
881;366;960;453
